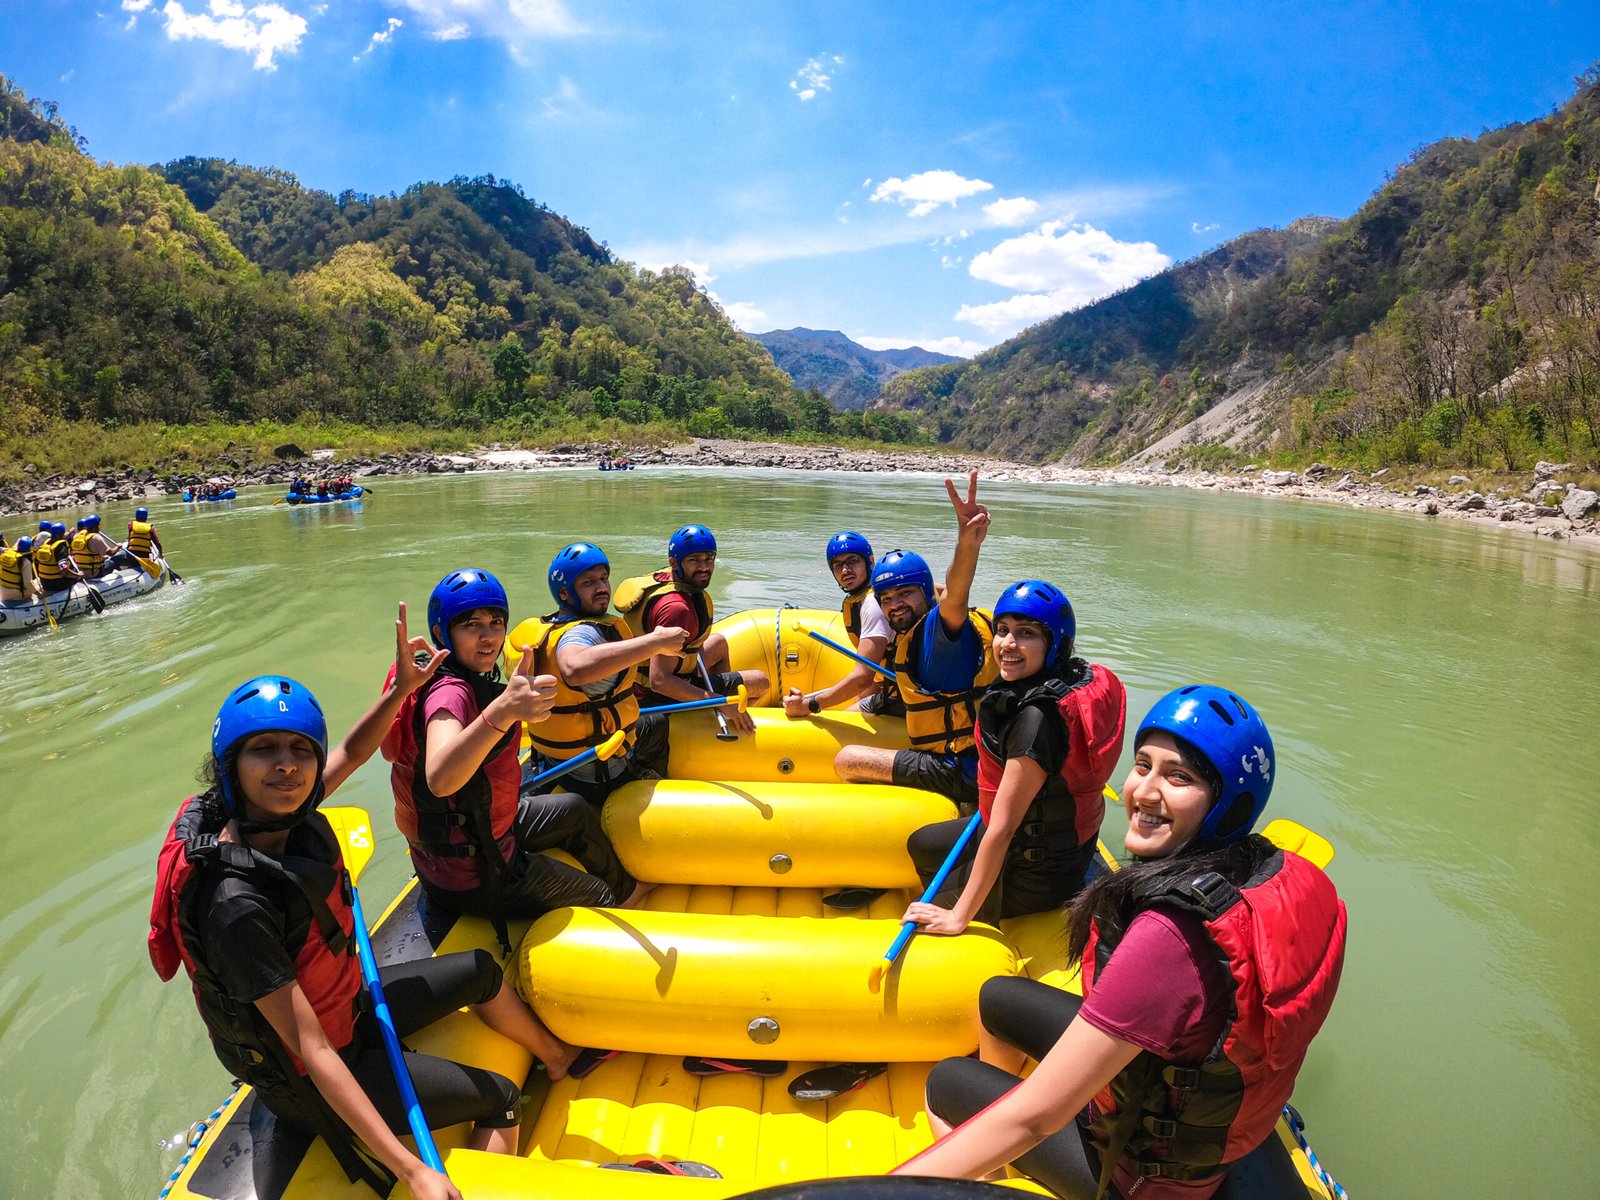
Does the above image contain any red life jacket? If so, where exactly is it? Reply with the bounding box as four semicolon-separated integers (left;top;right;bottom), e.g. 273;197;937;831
976;660;1126;846
1081;848;1347;1184
148;795;362;1079
383;664;521;952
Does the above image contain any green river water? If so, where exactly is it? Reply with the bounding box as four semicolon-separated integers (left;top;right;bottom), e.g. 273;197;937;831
2;467;1597;1199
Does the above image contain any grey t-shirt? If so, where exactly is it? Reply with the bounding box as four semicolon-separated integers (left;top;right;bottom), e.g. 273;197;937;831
548;622;627;782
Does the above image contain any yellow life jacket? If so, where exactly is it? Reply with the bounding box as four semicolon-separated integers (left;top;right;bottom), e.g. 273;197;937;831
0;547;28;593
614;570;713;682
506;614;641;762
127;520;155;557
841;587;870;647
71;529;106;575
33;538;64;583
890;607;999;755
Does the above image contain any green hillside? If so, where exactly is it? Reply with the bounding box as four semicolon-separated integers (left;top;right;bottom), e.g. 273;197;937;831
878;68;1600;471
0;75;923;481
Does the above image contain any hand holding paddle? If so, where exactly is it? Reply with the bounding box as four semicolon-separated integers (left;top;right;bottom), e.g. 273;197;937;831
868;811;983;993
696;653;742;740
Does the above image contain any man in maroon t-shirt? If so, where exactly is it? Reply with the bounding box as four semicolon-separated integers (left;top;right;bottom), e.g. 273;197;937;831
634;524;769;733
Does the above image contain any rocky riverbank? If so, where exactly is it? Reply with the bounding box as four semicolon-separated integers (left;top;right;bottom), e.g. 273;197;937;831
4;438;1597;550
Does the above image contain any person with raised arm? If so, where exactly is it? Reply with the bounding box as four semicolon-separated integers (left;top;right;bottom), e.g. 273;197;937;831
833;471;999;805
383;569;645;956
151;606;578;1200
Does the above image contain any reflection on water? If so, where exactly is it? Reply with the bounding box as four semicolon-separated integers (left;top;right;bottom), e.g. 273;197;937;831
2;469;1596;1198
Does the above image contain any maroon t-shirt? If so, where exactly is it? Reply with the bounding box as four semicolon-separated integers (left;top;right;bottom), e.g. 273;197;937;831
1080;907;1233;1199
385;674;521;892
646;590;700;642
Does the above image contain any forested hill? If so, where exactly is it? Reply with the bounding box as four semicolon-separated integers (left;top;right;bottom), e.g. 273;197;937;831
878;70;1600;471
0;74;928;473
750;327;962;410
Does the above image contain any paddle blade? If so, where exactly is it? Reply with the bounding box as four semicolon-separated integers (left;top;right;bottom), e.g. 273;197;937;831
1261;819;1335;869
867;959;887;994
596;730;628;761
322;807;377;882
732;684;749;714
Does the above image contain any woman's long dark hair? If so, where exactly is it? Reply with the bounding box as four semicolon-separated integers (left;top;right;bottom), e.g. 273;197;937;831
1066;832;1278;967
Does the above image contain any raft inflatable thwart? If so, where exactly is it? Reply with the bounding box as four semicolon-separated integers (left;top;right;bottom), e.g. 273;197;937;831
157;608;1345;1200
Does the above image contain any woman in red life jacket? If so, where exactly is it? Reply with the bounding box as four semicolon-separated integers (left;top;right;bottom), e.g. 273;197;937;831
893;685;1347;1199
903;581;1126;932
150;607;581;1200
383;569;643;957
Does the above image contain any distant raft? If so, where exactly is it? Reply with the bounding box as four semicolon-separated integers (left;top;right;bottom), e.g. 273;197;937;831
182;489;236;502
0;559;167;637
283;486;365;505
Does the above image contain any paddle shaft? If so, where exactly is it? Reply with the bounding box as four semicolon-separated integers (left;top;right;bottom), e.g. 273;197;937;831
695;653;736;739
521;729;629;791
348;885;447;1174
637;693;745;717
880;811;984;967
801;628;895;681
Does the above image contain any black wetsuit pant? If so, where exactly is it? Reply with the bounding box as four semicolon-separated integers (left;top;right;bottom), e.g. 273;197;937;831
907;819;1096;923
251;950;522;1198
925;975;1103;1198
423;790;635;919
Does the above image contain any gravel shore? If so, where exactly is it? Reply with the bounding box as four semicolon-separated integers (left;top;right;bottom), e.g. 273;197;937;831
5;437;1596;551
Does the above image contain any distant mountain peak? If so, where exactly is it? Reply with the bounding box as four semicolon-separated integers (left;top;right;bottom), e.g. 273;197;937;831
750;328;962;410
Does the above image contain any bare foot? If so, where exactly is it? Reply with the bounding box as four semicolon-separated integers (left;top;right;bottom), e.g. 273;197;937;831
542;1040;581;1082
622;881;657;909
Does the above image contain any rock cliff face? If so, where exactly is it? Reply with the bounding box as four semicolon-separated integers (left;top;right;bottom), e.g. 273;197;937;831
874;76;1600;472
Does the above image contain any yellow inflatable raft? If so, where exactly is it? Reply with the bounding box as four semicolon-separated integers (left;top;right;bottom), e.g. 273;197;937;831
157;608;1343;1200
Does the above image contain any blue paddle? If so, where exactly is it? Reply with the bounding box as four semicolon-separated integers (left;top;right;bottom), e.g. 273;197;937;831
868;810;983;993
790;621;895;681
637;685;749;718
321;808;446;1175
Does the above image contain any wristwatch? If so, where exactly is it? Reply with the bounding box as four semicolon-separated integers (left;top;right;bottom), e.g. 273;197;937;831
807;694;822;715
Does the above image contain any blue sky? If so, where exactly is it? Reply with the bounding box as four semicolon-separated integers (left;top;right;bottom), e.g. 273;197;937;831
4;2;1596;357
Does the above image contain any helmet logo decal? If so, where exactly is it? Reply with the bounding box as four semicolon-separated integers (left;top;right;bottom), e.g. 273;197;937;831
1242;746;1271;780
278;700;289;712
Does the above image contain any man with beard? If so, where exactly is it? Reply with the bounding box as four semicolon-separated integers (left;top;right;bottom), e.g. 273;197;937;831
783;530;893;719
616;524;771;734
834;472;998;806
511;542;689;805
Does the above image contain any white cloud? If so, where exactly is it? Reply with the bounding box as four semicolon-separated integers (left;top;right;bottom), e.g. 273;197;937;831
718;298;768;330
541;76;581;119
395;0;582;41
982;196;1038;226
790;54;841;101
957;221;1170;338
856;334;984;359
1192;220;1220;234
871;170;993;218
144;1;310;71
354;16;402;61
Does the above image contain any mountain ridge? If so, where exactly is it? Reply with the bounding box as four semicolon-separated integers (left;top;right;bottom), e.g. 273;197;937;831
751;327;961;410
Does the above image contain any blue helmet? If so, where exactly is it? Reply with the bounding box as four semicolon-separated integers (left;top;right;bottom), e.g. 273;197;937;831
16;536;33;553
994;580;1076;669
210;675;328;817
38;520;51;532
428;569;509;653
86;514;101;530
135;507;149;521
51;523;66;538
826;530;874;567
668;525;717;564
1136;685;1275;846
871;549;935;605
75;518;87;530
549;542;609;611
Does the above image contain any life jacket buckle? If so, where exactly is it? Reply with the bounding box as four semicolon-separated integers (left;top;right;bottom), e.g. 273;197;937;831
1141;1115;1177;1138
1162;1065;1201;1090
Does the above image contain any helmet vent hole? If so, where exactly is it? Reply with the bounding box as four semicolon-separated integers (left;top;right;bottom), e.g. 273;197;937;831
1230;694;1248;718
1207;699;1235;726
